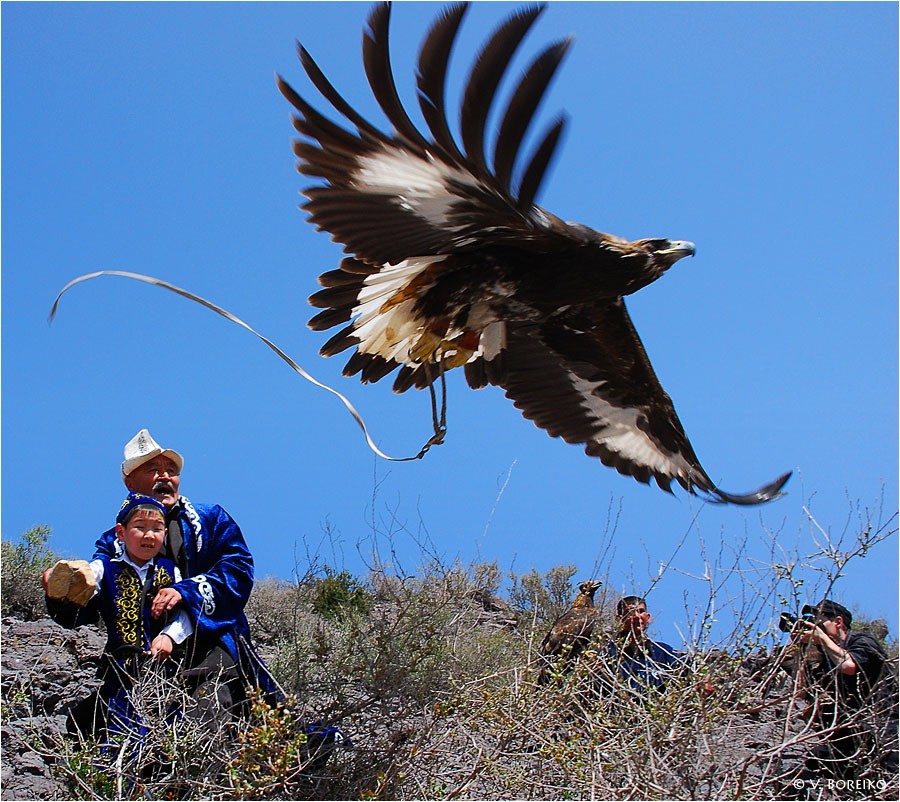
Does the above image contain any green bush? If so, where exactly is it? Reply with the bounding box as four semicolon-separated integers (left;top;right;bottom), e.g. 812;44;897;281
1;525;58;620
312;567;371;619
507;563;578;627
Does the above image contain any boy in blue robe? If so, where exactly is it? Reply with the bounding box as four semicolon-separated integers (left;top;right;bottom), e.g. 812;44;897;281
45;492;193;738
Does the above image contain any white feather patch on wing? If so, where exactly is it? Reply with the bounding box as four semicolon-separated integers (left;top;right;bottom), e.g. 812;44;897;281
466;317;506;364
481;321;506;360
350;256;444;363
353;298;421;360
353;147;479;229
567;372;693;480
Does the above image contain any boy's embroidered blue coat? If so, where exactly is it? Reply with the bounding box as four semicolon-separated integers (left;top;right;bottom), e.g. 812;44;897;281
94;496;278;697
97;556;178;656
45;557;177;647
46;556;180;737
99;557;180;737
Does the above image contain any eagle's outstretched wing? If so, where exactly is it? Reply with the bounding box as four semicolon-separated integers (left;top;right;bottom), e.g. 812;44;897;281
469;303;791;504
278;3;573;268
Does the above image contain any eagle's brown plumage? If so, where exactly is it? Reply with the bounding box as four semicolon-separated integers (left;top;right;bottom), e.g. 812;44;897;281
537;580;604;685
276;2;792;505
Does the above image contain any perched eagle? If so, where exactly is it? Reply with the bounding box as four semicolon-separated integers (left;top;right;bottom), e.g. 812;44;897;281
537;580;604;685
277;2;791;505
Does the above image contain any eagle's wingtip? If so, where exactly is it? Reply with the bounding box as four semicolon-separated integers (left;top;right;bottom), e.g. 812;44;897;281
711;470;792;506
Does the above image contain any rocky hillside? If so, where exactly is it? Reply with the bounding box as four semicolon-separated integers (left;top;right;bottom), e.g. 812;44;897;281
3;603;896;800
1;545;897;800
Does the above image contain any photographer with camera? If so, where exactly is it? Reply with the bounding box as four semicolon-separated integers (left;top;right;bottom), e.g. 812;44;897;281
780;599;894;793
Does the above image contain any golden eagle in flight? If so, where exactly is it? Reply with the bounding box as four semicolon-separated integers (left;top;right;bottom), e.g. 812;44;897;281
277;2;791;505
537;580;604;685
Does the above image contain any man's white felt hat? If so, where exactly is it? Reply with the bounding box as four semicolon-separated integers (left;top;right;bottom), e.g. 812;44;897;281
121;428;184;478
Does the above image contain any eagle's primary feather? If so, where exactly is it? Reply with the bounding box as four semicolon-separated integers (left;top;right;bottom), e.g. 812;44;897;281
277;2;791;505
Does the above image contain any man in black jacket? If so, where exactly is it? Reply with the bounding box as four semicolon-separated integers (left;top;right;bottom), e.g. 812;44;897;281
785;599;894;790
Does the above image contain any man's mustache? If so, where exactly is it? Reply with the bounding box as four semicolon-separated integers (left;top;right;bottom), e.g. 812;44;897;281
153;480;175;494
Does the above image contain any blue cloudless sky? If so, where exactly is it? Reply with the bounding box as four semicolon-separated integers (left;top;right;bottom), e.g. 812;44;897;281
3;2;897;644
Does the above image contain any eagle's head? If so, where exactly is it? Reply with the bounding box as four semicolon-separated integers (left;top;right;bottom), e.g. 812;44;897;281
572;579;603;607
637;238;696;269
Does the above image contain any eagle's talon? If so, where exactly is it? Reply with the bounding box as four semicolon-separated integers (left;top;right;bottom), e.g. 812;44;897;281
416;428;447;459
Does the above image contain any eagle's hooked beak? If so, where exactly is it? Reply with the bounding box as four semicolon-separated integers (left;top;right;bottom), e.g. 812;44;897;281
659;240;696;260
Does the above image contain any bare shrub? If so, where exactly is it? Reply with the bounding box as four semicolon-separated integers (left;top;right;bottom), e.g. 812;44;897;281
387;493;898;801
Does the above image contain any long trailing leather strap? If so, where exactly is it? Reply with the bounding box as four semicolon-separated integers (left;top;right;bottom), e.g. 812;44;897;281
50;270;445;462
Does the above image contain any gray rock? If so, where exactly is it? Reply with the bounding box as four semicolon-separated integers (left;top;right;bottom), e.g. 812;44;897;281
2;617;104;715
1;617;105;800
1;716;69;800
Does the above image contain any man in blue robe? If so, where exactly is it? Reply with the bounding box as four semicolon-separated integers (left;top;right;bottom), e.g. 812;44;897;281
93;429;280;717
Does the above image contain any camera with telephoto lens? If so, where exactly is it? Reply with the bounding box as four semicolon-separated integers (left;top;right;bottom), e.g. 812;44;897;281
778;611;817;633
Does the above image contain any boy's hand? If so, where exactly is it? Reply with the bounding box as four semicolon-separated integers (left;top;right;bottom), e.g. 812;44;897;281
149;633;174;661
44;560;97;606
151;587;183;619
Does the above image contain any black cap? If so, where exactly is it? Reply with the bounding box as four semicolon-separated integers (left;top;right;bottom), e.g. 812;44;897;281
802;599;853;628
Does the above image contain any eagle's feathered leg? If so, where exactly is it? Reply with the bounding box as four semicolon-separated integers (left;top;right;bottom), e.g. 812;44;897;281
421;355;448;447
438;357;448;433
